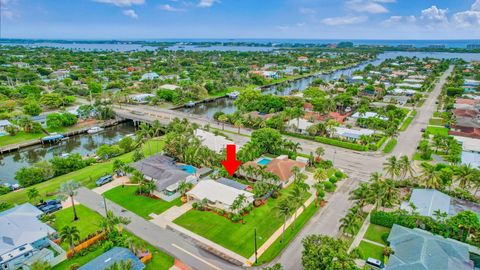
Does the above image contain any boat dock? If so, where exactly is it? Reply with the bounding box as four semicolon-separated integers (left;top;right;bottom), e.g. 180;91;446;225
0;119;125;154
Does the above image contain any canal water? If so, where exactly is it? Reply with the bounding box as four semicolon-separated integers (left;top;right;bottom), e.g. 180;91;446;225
177;51;480;119
0;122;135;184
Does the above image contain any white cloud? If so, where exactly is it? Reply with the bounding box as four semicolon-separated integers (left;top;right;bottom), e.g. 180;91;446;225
197;0;219;8
159;4;185;12
472;0;480;11
453;10;480;27
381;15;415;26
122;9;138;18
420;5;448;24
93;0;144;7
299;7;316;14
0;0;15;19
346;0;389;14
321;15;367;25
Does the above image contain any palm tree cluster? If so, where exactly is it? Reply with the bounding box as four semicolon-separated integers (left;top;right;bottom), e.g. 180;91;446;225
350;172;400;210
135;120;164;155
339;205;365;237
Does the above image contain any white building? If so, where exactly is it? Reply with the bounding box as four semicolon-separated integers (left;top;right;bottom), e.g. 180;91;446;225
0;120;12;133
287;118;314;134
187;180;254;211
130;93;155;103
334;127;374;140
159;84;180;90
351;111;388;121
194;129;234;153
140;72;159;81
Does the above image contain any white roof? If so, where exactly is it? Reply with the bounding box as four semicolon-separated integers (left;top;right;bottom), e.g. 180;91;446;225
401;189;451;218
159;84;180;90
0;203;55;256
335;127;374;139
187;180;254;207
0;120;12;127
140;72;159;81
454;136;480;152
194;129;235;153
351;111;388;121
287;118;314;130
391;88;417;95
396;83;422;89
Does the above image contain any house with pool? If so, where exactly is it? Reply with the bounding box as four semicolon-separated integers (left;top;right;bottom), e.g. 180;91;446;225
130;154;198;201
239;155;307;187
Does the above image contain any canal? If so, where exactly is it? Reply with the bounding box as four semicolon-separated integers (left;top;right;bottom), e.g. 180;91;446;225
0;122;136;185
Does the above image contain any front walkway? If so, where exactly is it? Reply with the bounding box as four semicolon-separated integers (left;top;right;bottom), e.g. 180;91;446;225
348;212;371;252
150;201;193;228
92;176;134;194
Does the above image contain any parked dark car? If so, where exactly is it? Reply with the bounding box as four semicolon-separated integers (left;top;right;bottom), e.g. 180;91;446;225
96;175;113;186
37;199;62;214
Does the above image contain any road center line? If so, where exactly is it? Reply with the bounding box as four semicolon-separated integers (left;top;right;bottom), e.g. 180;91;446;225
171;243;222;270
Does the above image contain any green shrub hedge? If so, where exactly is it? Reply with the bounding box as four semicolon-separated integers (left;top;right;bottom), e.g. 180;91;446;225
370;211;416;228
314;137;368;151
383;138;397;154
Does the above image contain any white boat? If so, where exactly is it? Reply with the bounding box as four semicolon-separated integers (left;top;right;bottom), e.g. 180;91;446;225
87;126;104;134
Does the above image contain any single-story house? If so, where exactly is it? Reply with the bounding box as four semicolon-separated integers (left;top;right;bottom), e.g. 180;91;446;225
79;247;145;270
187;179;254;211
464;79;480;87
396;82;422;90
31;115;47;127
240;155;306;186
287;118;314;134
401;189;480;218
454;136;480;153
351;111;388;121
334;126;374;141
449;127;480;139
131;154;196;198
383;95;409;105
0;203;65;270
387;224;474;270
159;84;180;90
194;129;234;153
390;88;417;96
130;93;155;104
140;72;159;81
0;120;12;133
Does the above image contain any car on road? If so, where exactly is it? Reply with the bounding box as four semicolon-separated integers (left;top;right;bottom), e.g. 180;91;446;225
96;175;113;186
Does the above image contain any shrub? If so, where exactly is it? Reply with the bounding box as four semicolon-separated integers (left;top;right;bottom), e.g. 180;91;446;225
217;209;225;216
334;171;343;178
69;263;80;270
323;181;335;192
381;233;390;245
253;199;263;207
329;176;337;184
271;190;280;199
192;202;198;209
370;211;416;228
314;137;368;151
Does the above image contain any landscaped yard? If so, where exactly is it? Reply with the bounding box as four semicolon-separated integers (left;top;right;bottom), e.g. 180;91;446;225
103;185;183;219
0;139;164;206
363;224;391;245
425;126;449;136
428;118;445;126
51;203;174;270
174;184;310;258
53;204;104;249
382;139;397;154
399;117;413;131
357;240;385;262
0;131;45;147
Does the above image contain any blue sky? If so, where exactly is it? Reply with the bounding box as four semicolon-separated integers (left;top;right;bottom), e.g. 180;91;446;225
1;0;480;39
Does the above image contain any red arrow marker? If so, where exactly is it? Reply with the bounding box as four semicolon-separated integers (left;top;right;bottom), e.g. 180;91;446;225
221;144;242;176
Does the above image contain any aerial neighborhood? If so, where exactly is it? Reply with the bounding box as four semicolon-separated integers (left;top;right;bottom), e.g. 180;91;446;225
1;19;480;270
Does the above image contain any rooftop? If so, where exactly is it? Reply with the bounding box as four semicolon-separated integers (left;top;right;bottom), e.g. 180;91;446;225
79;247;145;270
194;129;234;153
187;179;254;207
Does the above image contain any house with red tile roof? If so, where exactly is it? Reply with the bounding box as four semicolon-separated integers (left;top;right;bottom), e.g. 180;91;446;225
449;127;480;139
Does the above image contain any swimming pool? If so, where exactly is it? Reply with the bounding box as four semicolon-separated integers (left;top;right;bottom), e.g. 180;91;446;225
257;158;272;165
179;165;197;174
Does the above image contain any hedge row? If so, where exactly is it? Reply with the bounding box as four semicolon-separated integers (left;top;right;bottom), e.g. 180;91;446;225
370;211;416;229
372;136;387;151
399;117;414;131
314;136;368;151
383;138;397;154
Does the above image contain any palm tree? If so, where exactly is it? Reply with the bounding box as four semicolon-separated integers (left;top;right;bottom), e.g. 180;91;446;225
58;180;80;221
27;188;40;204
177;181;193;197
288;185;306;229
454;164;475;189
383;156;400;180
275;199;293;243
29;260;51;270
234;119;243;134
313;168;327;182
126;237;146;256
136;122;152;154
399;155;415;179
59;225;80;253
100;210;131;234
315;146;325;161
418;162;442;189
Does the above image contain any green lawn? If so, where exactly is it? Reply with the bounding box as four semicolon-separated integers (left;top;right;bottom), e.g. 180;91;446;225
382;139;397;154
399;117;413;131
52;205;174;270
103;186;183;219
255;203;319;265
428;118;445;126
0;139;165;206
426;126;449;136
0;131;44;147
357;241;385;262
52;204;104;250
174;185;310;258
363;224;391;245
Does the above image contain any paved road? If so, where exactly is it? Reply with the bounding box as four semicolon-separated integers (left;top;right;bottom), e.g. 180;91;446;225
75;187;240;270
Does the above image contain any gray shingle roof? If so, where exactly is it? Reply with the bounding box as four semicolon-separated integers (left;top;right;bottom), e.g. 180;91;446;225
387;225;474;270
406;189;451;218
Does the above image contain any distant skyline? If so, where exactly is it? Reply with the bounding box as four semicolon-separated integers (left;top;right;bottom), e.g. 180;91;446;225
1;0;480;40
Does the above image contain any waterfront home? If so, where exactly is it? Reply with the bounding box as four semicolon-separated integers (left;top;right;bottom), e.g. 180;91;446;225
0;204;66;270
31;115;47;127
395;82;422;90
334;126;374;141
464;79;480;87
79;247;145;270
240;155;306;187
187;179;254;211
131;154;197;200
387;225;474;270
0;119;12;133
194;129;234;153
140;72;159;81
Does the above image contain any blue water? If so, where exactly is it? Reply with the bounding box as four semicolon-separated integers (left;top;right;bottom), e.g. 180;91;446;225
257;158;272;165
180;165;197;174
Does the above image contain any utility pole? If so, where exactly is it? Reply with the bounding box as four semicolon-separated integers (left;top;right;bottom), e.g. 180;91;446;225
254;227;258;264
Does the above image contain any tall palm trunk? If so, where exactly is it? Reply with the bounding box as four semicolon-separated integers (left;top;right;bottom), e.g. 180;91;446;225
71;195;78;221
